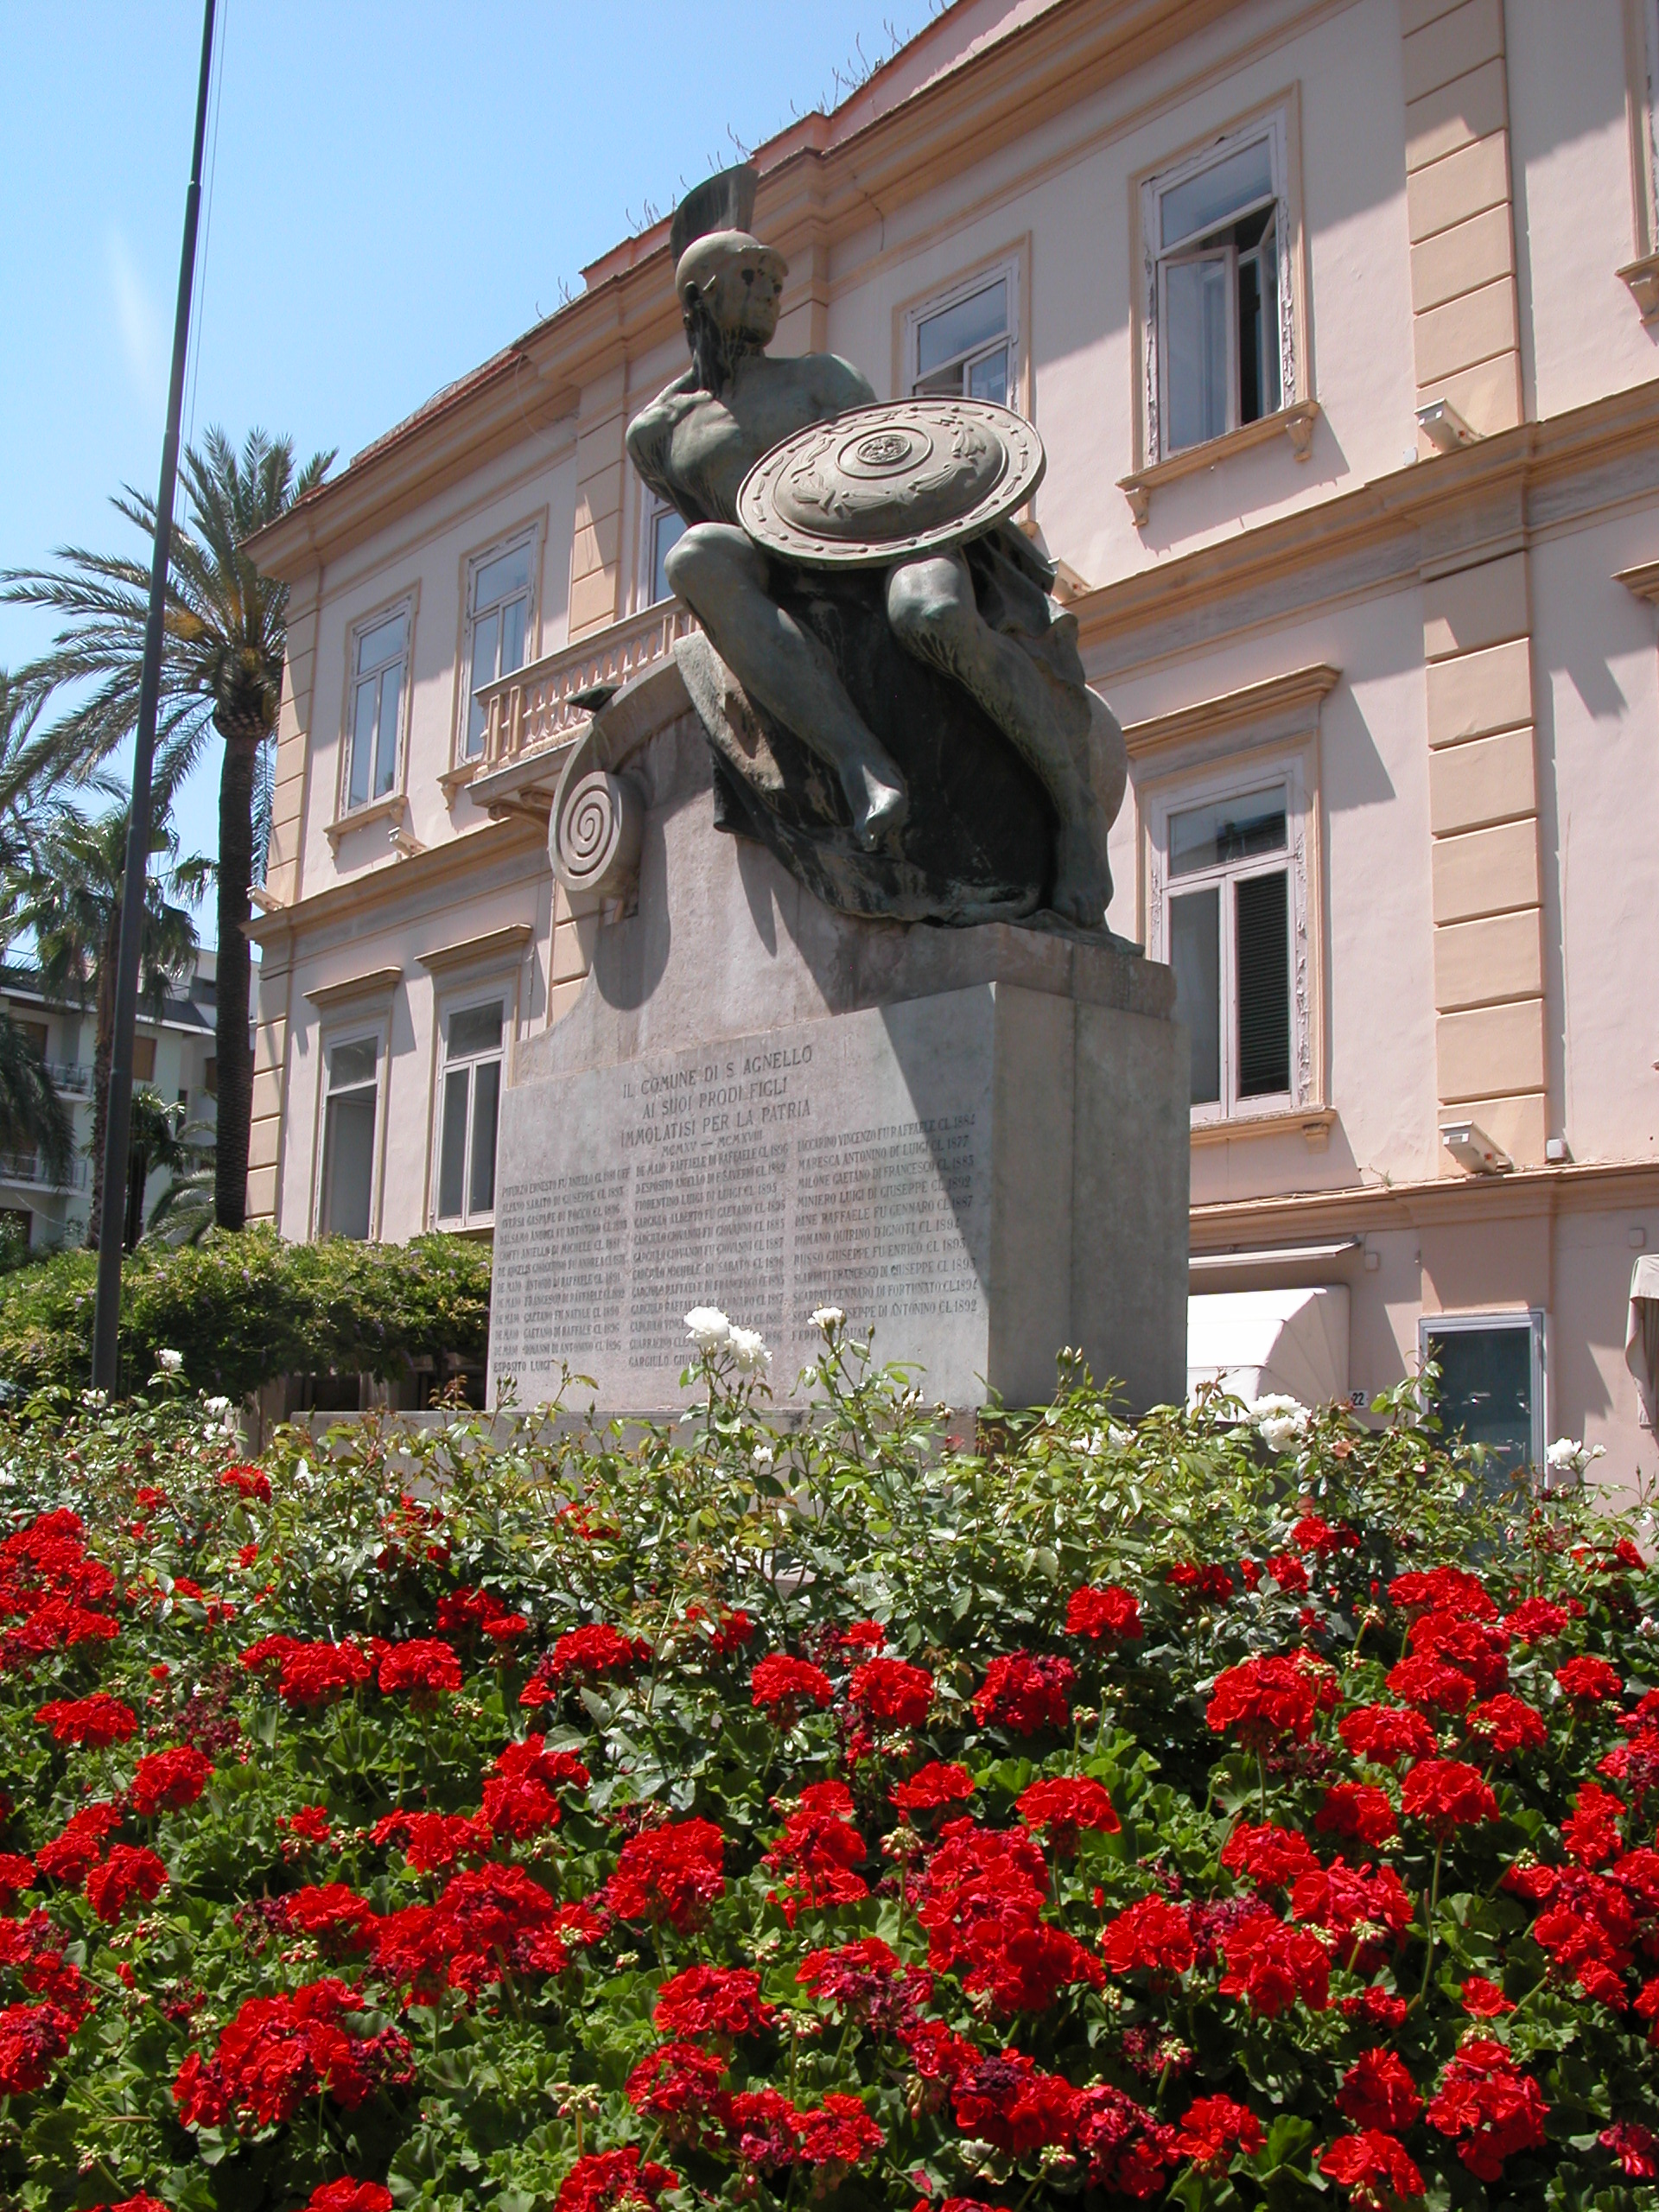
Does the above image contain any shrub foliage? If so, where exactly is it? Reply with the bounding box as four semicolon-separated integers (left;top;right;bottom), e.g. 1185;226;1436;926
0;1227;490;1401
0;1329;1655;2211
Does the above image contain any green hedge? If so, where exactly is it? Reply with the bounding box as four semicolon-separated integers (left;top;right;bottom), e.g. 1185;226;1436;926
0;1226;491;1401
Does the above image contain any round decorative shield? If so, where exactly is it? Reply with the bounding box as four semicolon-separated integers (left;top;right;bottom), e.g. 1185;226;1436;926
736;397;1045;568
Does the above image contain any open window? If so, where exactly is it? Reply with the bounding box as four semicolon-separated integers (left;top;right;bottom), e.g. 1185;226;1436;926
1420;1310;1546;1484
461;533;537;760
1141;111;1296;462
908;265;1020;406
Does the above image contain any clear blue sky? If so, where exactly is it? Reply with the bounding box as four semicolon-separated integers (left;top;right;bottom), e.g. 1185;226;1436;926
2;0;944;941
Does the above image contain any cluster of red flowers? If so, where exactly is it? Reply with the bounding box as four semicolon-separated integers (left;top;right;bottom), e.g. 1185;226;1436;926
35;1694;136;1747
173;1979;414;2131
1064;1582;1143;1643
1206;1650;1338;1748
971;1650;1076;1736
240;1634;374;1707
750;1651;834;1720
605;1817;726;1933
914;1816;1103;2017
0;1510;118;1668
763;1781;869;1922
435;1584;528;1643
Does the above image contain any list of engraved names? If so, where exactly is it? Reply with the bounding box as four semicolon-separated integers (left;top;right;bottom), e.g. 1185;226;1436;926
490;1018;988;1396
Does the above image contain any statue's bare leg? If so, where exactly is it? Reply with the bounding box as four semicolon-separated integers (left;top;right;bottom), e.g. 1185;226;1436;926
887;550;1112;926
667;524;908;849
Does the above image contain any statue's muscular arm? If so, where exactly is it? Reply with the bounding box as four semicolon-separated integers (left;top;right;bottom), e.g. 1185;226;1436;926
626;370;702;514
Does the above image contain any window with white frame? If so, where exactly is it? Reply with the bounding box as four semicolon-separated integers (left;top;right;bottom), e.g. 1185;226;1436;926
345;605;410;811
1420;1312;1545;1484
1143;116;1293;460
318;1034;380;1240
909;265;1018;406
434;999;503;1227
640;489;687;610
1149;771;1309;1121
461;536;535;760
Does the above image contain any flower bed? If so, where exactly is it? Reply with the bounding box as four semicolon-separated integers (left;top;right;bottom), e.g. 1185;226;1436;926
0;1327;1655;2211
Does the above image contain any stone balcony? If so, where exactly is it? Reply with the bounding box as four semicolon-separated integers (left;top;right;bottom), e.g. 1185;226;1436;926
455;600;697;822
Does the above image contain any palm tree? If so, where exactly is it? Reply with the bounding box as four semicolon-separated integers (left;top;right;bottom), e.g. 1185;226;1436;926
2;426;334;1231
7;804;207;1248
0;1015;73;1189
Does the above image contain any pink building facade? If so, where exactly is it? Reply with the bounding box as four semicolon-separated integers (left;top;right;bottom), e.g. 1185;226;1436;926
246;0;1659;1496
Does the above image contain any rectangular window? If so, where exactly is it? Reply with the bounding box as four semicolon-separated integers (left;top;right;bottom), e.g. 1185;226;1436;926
131;1036;157;1084
346;607;410;810
319;1035;378;1241
912;276;1012;404
1420;1313;1545;1485
1146;118;1290;460
463;537;535;759
14;1021;48;1058
1158;781;1297;1117
643;494;687;609
435;999;503;1227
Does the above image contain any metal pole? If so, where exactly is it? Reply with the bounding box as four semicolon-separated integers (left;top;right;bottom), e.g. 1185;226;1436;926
91;0;217;1393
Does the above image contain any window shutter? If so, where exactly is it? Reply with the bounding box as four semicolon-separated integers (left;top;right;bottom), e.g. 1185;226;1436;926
1234;868;1290;1096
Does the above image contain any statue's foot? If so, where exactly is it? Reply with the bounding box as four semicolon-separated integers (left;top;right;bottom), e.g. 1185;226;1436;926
848;762;909;851
1050;819;1111;930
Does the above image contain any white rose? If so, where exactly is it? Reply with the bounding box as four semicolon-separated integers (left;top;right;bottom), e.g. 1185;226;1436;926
728;1326;771;1373
753;1443;775;1469
156;1349;184;1376
810;1306;844;1331
1249;1393;1310;1452
203;1395;232;1418
683;1306;731;1351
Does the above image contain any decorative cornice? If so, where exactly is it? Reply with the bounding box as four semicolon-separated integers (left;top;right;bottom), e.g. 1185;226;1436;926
303;966;402;1012
1190;1159;1659;1249
1615;557;1659;604
246;817;541;949
1119;403;1319;526
1122;663;1340;760
415;924;534;976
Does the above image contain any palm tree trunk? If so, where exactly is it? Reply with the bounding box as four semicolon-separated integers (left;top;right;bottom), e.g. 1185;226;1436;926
214;729;257;1231
86;914;120;1249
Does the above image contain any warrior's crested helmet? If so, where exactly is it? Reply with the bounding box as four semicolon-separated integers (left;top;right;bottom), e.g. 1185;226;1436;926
671;163;788;302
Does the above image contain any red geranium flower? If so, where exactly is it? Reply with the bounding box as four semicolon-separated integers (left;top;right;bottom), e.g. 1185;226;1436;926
86;1843;167;1923
173;1978;414;2132
1015;1775;1119;1851
0;1999;78;2094
220;1465;271;1503
482;1736;590;1841
1467;1693;1547;1759
1426;2039;1548;2182
797;1937;931;2034
1400;1758;1497;1838
1167;1561;1235;1601
1460;1975;1514;2017
950;2048;1078;2157
1341;1988;1408;2031
1601;2123;1659;2180
1071;2082;1180;2196
1065;1584;1143;1642
0;1853;35;1905
1218;1910;1331;2016
654;1964;773;2039
1219;1821;1319;1891
750;1653;834;1720
556;2148;679;2212
1408;1610;1509;1697
241;1636;372;1708
1556;1655;1622;1703
891;1761;976;1815
34;1804;121;1888
377;1638;462;1697
765;1781;869;1923
1292;1860;1414;1973
1319;2129;1425;2206
35;1694;137;1748
1502;1597;1568;1643
1175;2094;1264;2171
1339;1704;1438;1767
306;2184;395;2212
548;1624;647;1681
1386;1656;1477;1714
129;1745;213;1815
1316;1783;1398;1849
436;1586;529;1643
626;2040;730;2140
972;1652;1075;1737
1336;2049;1423;2132
1561;1781;1624;1866
1389;1567;1493;1618
849;1656;934;1727
606;1818;726;1933
280;1805;333;1847
1100;1893;1196;1980
1268;1551;1311;1594
1207;1651;1336;1748
281;1885;375;1948
372;1809;489;1874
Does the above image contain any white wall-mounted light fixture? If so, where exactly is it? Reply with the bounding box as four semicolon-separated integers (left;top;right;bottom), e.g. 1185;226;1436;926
1441;1120;1514;1175
1545;1136;1571;1163
1417;399;1478;452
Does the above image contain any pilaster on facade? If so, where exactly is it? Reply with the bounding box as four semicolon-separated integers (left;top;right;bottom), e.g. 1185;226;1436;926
1402;0;1524;444
569;365;630;642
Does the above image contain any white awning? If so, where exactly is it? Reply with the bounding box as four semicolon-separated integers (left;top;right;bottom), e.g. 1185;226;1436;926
1188;1285;1351;1408
1627;1254;1659;1426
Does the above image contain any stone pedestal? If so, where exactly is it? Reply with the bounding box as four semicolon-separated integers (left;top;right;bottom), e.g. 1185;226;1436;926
487;697;1189;1414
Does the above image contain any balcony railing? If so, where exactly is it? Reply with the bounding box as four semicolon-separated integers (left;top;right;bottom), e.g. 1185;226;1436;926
45;1060;93;1095
0;1150;89;1192
469;600;697;773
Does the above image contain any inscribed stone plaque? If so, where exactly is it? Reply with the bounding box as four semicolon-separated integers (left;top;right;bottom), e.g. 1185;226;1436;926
488;989;995;1408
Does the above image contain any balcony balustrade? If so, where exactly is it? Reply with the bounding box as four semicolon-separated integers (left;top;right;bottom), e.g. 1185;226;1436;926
460;601;698;818
45;1060;93;1095
0;1150;89;1192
